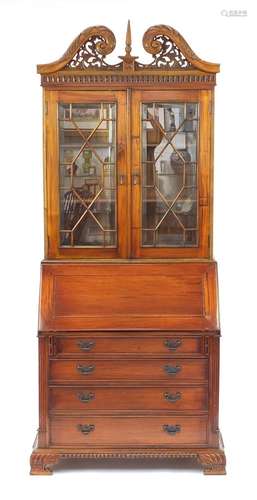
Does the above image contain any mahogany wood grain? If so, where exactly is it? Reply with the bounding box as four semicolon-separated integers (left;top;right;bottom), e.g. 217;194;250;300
54;335;202;356
49;385;208;412
49;415;208;446
49;358;208;383
39;261;219;331
38;337;49;448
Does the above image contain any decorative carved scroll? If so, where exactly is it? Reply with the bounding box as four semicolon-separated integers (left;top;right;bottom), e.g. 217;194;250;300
138;25;219;73
37;26;121;74
139;34;192;69
37;23;219;76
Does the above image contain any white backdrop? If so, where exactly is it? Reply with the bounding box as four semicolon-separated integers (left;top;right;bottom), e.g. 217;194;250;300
0;0;256;498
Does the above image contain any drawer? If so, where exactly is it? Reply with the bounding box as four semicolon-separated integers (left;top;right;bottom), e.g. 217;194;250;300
49;359;208;382
50;415;208;446
49;386;208;411
52;335;202;356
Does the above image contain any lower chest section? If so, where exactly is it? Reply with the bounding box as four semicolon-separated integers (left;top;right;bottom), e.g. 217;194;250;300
39;332;219;449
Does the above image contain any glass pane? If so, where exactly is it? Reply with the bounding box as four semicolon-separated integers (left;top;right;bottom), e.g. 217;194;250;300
141;102;199;248
142;187;168;230
59;102;117;248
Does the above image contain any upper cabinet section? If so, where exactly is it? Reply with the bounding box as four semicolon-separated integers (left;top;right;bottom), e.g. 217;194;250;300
38;22;219;260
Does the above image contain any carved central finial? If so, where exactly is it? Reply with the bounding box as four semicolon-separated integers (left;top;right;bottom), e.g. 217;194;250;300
119;19;138;70
125;20;132;56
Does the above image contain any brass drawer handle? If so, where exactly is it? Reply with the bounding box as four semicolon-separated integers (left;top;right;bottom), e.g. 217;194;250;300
76;364;95;374
77;392;95;403
164;339;182;351
77;424;95;435
164;364;181;375
163;424;181;435
77;340;95;351
164;391;181;403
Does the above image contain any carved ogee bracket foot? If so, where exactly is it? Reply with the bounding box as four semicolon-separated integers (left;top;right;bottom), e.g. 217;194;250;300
198;451;226;475
30;452;60;475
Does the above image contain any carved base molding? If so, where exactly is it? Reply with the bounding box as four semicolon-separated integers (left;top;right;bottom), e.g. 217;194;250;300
30;441;226;475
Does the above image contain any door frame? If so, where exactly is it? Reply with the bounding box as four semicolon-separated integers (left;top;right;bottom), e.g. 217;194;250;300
131;89;213;259
44;89;129;259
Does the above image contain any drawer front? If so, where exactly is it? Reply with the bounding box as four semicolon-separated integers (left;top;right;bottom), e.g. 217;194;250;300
50;416;208;446
49;386;208;411
53;336;202;356
49;359;208;382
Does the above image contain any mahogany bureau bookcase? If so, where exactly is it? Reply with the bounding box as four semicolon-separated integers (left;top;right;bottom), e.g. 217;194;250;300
30;22;226;475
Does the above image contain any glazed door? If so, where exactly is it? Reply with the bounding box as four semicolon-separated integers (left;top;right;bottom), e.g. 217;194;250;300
131;90;212;259
45;89;212;259
45;90;128;258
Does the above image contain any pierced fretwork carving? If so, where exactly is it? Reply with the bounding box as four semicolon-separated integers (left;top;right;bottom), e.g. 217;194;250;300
66;35;121;70
37;22;219;77
137;35;192;69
